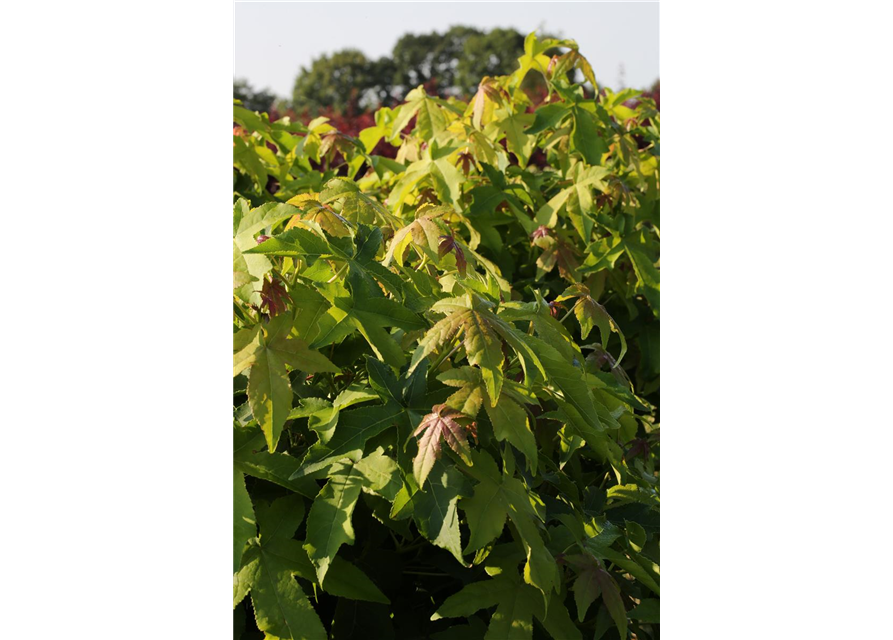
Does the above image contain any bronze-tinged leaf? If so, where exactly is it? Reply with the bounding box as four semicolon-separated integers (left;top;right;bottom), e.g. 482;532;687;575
412;404;472;487
438;234;467;277
535;234;579;282
624;437;651;461
569;555;626;634
531;224;551;245
557;284;628;364
259;276;291;317
437;235;455;259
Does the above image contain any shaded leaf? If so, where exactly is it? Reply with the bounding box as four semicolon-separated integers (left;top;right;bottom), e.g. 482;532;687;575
233;470;256;573
304;459;364;584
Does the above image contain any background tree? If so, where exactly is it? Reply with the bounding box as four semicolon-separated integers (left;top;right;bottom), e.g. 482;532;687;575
233;79;277;113
454;28;527;94
391;26;484;95
292;49;389;115
285;26;610;116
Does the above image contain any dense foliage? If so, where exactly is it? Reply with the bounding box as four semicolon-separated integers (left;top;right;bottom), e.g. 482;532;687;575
289;26;542;114
234;32;659;640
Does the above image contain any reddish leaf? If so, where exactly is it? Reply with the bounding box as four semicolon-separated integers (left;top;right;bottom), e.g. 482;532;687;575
412;403;472;487
570;555;626;635
531;225;551;243
624;438;651;461
259;276;291;317
548;300;565;318
438;235;467;277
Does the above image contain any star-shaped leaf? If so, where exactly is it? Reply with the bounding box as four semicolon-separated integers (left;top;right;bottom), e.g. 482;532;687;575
291;402;405;479
235;493;389;640
234;495;327;640
364;357;449;473
459;450;560;605
409;294;546;406
303;459;365;584
390;459;469;565
412;403;472;488
233;469;256;573
557;284;627;364
439;367;539;474
565;554;626;635
432;572;581;640
241;313;340;452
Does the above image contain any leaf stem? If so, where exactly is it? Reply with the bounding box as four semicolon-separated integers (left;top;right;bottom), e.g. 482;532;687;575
326;262;349;284
429;334;461;373
559;299;581;324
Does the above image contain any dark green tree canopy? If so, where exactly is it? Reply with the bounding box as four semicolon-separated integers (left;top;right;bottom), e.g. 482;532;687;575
292;49;392;114
233;79;277;114
290;26;532;115
454;28;527;94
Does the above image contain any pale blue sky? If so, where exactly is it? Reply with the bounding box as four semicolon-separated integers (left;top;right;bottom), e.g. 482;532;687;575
234;1;659;98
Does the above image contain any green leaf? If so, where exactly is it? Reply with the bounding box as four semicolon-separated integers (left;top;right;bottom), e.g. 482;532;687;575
233;542;327;640
411;296;542;405
355;447;402;501
241;493;389;606
593;566;627;638
434;573;577;640
245;226;335;260
498;112;534;167
607;483;659;507
234;426;321;498
396;459;468;565
462;472;506;553
247;315;340;452
535;165;609;227
234;495;327;640
626;520;647;552
565;556;625;636
465;310;505;405
439;367;486;417
233;325;262;377
234;202;298;242
524;335;602;439
293;402;404;479
484;396;538;475
247;338;292;453
625;241;660;317
538;593;583;640
468;185;507;217
417;96;448;140
289;281;330;343
365;356;403;403
599;547;660;595
629;598;660;623
303;459;365;584
266;536;389;605
460;451;559;603
558;284;628;364
233;470;257;573
331;295;425;368
571;107;607;165
526;103;571;135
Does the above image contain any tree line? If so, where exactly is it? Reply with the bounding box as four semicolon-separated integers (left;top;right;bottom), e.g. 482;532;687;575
237;27;546;115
